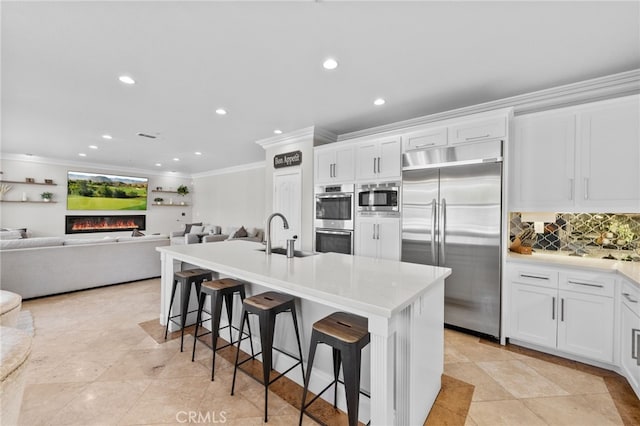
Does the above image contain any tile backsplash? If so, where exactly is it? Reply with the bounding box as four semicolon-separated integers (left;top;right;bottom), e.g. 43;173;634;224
510;212;640;259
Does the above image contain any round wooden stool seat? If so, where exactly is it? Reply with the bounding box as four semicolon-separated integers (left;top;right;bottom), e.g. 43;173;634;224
174;268;212;280
201;278;245;292
242;291;295;312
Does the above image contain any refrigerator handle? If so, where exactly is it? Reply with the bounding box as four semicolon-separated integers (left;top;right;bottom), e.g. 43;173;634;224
440;198;446;265
430;198;437;264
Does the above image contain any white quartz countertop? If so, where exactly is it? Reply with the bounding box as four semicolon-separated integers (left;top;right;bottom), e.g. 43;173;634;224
507;252;640;286
158;241;451;318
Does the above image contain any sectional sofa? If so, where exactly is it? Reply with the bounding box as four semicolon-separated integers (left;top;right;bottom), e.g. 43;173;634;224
0;234;169;299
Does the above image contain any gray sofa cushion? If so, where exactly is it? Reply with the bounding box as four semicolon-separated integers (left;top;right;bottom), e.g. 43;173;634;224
0;237;65;250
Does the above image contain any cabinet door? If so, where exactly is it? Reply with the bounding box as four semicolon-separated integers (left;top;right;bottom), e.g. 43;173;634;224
377;217;401;261
557;290;614;363
355;142;378;181
355;217;378;258
403;127;447;151
377;138;401;180
316;149;335;184
510;283;557;348
334;146;354;182
578;96;640;211
449;116;506;145
620;302;640;394
512;112;576;210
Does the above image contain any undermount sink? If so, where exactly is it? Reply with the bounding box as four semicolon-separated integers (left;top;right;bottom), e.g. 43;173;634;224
256;247;317;258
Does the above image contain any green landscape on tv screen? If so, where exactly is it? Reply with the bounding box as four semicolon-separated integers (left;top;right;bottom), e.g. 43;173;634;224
67;171;148;211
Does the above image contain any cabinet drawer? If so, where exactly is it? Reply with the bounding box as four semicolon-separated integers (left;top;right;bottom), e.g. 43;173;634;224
621;279;640;315
449;116;506;144
559;271;614;297
511;266;558;289
403;127;447;151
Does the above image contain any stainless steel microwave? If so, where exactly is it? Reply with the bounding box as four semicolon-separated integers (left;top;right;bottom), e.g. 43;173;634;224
357;182;400;214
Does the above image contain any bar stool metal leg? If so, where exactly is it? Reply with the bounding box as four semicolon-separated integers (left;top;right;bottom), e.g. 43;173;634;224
164;280;179;339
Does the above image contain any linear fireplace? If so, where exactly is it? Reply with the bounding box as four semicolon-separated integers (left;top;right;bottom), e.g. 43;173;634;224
65;215;146;234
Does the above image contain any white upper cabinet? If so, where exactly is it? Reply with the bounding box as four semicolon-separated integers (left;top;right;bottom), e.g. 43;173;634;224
578;98;640;210
449;116;507;145
403;127;448;151
355;136;401;181
511;95;640;212
511;112;576;210
315;144;354;184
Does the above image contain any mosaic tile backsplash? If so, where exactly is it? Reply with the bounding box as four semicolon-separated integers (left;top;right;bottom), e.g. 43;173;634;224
510;212;640;261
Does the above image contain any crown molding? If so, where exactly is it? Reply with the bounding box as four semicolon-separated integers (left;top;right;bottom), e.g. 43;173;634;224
0;153;193;179
191;161;265;179
337;69;640;141
255;126;336;149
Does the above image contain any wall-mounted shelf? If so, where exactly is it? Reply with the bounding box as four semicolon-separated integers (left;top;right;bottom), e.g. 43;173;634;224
0;180;57;186
152;189;179;194
0;200;57;204
152;203;189;207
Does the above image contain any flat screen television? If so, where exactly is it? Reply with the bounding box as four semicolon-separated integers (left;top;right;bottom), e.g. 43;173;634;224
67;171;148;211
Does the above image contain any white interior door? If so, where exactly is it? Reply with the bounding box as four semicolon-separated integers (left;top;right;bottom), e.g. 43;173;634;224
272;169;302;250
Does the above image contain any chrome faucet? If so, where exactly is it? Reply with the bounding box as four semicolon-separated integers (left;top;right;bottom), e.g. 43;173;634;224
265;212;289;255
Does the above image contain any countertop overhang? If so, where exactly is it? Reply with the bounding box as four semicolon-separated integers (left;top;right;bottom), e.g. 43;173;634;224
158;241;451;318
507;251;640;286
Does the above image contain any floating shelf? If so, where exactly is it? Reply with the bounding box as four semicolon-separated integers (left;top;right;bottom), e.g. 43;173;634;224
0;200;57;204
153;203;189;207
152;189;179;193
0;180;57;186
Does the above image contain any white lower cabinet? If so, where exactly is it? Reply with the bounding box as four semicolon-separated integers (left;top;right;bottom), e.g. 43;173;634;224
355;216;400;261
620;279;640;397
508;263;615;364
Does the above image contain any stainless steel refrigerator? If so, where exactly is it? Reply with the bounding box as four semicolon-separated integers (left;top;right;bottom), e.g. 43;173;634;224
402;140;503;338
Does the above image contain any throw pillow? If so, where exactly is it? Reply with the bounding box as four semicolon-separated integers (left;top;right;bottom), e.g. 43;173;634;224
184;222;202;234
132;229;145;237
189;225;205;234
233;226;248;238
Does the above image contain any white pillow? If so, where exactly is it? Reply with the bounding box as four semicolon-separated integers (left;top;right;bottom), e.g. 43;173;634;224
188;225;205;234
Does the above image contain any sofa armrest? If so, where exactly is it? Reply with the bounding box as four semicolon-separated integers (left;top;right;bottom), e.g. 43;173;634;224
170;230;185;238
202;234;229;243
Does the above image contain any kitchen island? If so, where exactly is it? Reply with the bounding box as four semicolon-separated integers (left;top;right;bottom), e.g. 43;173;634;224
157;241;451;425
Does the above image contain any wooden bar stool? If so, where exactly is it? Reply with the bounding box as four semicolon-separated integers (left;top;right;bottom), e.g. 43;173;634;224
164;268;213;351
231;291;305;423
191;278;254;381
299;311;370;426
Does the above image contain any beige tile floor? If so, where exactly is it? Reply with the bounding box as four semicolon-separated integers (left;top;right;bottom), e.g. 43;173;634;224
17;278;640;425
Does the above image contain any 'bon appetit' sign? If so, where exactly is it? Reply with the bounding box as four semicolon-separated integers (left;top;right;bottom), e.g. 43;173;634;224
273;150;302;169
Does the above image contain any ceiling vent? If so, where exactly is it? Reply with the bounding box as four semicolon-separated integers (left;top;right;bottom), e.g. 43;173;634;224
136;132;157;139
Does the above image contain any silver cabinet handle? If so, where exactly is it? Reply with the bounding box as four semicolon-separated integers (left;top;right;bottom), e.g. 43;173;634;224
377;156;381;174
430;198;437;265
376;223;380;240
560;298;565;322
372;223;376;240
465;134;490;141
567;280;603;288
569;178;574;201
440;198;446;265
520;274;550;280
632;328;640;362
552;296;556;320
623;293;639;303
584;178;589;200
415;142;435;148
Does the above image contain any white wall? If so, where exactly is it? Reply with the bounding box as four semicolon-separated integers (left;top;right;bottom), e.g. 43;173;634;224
0;157;192;237
191;164;266;233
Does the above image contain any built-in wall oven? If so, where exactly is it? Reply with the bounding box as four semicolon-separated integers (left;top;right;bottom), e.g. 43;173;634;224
314;183;354;254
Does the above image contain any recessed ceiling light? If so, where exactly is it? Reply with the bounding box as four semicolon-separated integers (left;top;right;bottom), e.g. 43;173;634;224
323;58;338;70
102;134;113;140
89;145;98;150
78;153;87;157
155;163;162;167
374;98;386;106
273;129;283;135
173;158;180;162
215;108;227;115
118;75;136;85
194;151;202;156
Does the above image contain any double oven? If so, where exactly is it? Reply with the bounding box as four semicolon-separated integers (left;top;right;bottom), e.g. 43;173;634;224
314;184;354;255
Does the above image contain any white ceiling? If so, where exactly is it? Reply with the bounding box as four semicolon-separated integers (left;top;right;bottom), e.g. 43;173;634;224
2;1;639;175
